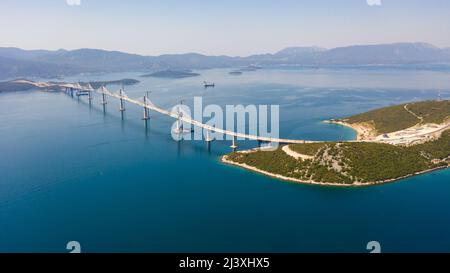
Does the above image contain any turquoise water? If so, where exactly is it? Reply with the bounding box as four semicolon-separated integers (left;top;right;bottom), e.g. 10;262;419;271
0;68;449;253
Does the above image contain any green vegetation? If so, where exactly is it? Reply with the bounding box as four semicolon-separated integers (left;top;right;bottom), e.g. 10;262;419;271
407;100;450;124
289;142;328;156
228;149;309;178
337;142;434;182
343;100;450;134
410;130;450;160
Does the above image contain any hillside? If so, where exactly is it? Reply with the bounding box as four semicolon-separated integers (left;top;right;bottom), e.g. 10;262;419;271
340;100;450;135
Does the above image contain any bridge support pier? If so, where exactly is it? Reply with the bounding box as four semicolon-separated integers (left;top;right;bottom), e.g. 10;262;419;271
230;136;237;149
258;140;262;148
207;140;211;152
144;119;150;137
119;89;126;112
101;93;107;105
205;129;214;142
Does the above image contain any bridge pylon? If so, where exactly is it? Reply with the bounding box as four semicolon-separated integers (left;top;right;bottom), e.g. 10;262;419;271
101;93;107;105
98;86;108;105
88;85;93;102
142;92;150;121
172;100;186;134
68;87;74;97
174;112;183;134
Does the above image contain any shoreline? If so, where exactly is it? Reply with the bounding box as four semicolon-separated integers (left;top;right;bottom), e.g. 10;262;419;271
221;154;449;187
324;119;375;141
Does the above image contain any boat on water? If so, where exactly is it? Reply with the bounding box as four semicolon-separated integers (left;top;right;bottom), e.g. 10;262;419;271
203;81;215;88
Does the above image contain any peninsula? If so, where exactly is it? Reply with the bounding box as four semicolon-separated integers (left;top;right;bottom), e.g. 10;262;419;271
223;100;450;186
0;78;140;92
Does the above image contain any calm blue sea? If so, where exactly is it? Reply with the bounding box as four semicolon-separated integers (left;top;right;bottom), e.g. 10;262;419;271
0;68;449;253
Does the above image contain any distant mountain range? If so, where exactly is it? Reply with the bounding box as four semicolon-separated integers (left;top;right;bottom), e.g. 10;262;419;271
1;42;450;80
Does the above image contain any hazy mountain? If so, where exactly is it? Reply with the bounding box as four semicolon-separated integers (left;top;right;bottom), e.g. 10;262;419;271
238;43;450;66
154;53;239;69
242;47;324;65
1;43;450;80
319;43;450;65
0;56;82;80
249;43;450;65
31;48;160;72
0;47;57;60
275;46;327;56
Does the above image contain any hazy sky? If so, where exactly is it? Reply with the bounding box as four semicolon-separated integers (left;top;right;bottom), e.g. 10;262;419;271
0;0;449;56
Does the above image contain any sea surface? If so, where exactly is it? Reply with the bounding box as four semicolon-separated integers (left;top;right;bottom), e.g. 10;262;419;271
1;67;449;253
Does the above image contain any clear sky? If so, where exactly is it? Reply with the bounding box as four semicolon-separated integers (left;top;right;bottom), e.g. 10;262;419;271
0;0;449;56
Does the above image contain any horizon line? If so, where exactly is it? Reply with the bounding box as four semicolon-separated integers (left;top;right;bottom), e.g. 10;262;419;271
1;41;448;58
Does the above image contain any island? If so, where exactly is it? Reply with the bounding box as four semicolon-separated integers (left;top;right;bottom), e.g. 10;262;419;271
81;79;140;89
239;65;262;72
229;71;243;75
140;70;200;79
222;100;450;186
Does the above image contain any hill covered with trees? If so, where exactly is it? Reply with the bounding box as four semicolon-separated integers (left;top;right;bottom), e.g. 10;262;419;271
339;100;450;135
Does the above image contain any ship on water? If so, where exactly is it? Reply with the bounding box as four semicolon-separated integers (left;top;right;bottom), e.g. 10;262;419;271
203;81;215;88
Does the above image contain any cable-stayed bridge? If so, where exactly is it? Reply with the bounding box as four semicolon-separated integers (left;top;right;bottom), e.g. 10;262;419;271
61;83;317;147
